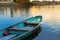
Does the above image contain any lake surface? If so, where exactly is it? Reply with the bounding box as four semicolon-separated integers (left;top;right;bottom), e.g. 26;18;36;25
0;5;60;40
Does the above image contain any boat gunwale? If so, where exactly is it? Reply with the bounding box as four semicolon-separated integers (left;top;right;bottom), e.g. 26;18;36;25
7;15;42;30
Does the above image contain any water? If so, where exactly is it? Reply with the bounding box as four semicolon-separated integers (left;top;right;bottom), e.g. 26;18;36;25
0;5;60;40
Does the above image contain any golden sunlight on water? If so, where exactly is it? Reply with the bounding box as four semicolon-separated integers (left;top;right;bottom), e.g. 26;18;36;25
29;5;60;23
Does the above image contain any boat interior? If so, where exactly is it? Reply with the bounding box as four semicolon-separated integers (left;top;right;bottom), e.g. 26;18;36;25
0;16;42;40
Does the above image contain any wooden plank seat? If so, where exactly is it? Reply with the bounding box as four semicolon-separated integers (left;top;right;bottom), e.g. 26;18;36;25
8;26;34;31
24;21;39;25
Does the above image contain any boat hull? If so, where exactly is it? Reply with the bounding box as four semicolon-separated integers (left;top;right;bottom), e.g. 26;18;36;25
10;26;42;40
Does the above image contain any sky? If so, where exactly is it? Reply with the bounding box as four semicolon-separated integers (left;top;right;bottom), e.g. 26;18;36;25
30;0;60;2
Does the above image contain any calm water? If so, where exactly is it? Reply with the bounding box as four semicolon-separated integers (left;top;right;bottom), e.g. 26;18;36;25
0;5;60;40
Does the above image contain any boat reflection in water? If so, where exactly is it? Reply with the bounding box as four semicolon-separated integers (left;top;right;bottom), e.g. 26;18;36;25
22;27;42;40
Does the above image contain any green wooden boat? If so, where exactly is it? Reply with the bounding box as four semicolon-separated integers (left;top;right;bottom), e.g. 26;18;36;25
0;16;42;40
